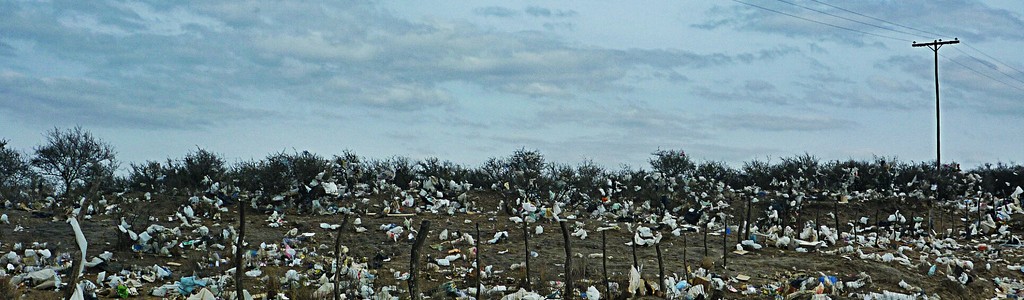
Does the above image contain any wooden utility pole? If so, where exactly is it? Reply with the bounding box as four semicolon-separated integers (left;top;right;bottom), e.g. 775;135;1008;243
912;38;958;235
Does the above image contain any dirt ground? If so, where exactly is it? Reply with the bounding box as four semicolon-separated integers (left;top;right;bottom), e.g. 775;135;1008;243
2;191;1022;299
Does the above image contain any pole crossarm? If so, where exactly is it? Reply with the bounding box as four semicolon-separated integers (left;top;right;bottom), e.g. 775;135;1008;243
913;39;959;49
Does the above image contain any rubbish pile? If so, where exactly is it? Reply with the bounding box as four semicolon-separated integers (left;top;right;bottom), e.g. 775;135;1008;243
0;165;1021;300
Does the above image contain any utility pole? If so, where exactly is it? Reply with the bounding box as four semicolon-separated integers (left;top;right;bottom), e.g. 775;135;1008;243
912;38;958;235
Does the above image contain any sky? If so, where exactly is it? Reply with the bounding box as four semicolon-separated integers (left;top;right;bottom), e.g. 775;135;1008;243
2;0;1024;171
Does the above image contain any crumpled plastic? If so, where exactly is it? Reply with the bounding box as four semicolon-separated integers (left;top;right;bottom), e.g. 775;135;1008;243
178;276;207;295
187;288;217;300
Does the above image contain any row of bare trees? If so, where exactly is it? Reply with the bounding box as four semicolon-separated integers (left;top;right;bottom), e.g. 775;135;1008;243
3;127;1023;209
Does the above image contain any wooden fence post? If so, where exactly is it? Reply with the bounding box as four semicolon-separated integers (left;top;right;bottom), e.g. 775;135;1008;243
722;215;728;269
682;230;688;280
814;200;821;244
833;196;840;237
631;233;638;269
235;196;246;299
409;220;431;300
655;239;664;295
63;217;86;300
702;222;709;257
476;223;482;300
745;196;753;242
602;230;609;297
560;221;573;300
522;219;531;291
874;206;880;228
333;214;350;300
782;200;789;229
963;199;969;238
976;198;982;234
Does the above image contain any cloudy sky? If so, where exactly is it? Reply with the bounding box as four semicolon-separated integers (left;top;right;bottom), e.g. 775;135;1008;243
2;1;1023;170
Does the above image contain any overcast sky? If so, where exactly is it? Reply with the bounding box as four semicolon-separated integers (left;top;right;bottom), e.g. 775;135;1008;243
3;1;1023;170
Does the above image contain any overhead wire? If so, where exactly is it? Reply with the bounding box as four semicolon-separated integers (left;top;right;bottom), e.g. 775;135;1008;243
729;0;908;42
951;47;1024;86
961;43;1024;82
940;53;1024;92
793;0;1024;87
773;0;924;40
804;0;946;38
734;0;1024;92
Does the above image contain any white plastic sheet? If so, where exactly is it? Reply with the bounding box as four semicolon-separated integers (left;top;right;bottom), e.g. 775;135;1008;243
68;217;87;277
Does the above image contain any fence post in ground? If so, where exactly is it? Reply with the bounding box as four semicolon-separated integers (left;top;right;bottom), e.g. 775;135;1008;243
833;196;840;237
409;220;431;300
722;215;728;269
814;200;821;244
782;201;789;229
947;208;953;237
560;221;573;300
682;230;688;280
702;222;709;257
655;238;664;295
602;230;609;297
909;210;917;236
235;196;246;299
63;217;86;300
962;200;970;238
476;223;482;300
959;200;965;236
522;219;531;291
795;204;802;235
875;206;881;228
745;194;753;241
631;231;638;269
333;214;350;300
976;199;982;235
950;206;956;238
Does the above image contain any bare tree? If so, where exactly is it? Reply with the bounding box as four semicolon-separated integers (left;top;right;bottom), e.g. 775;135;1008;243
31;127;117;197
0;139;34;201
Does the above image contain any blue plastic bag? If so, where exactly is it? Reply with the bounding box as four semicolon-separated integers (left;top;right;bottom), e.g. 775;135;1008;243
178;276;207;295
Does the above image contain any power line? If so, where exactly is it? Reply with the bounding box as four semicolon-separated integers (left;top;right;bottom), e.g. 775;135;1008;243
773;0;923;40
942;53;1024;92
730;0;908;42
951;47;1024;87
764;0;1024;93
805;0;945;38
962;43;1024;82
733;0;1024;94
797;1;1024;91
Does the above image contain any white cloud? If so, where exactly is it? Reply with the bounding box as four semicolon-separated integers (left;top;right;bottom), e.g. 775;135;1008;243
3;0;1021;168
714;113;857;132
